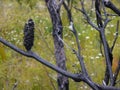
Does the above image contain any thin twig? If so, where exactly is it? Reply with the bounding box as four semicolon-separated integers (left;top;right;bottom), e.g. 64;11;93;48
102;0;111;29
57;34;76;52
106;14;119;16
74;4;100;31
37;27;54;55
111;20;119;52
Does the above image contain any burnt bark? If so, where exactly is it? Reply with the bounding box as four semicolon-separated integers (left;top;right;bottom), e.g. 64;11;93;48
95;0;113;85
45;0;69;90
104;0;120;16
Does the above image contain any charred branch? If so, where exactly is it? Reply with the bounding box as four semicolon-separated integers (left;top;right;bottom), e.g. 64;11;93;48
111;21;119;52
74;1;100;31
104;0;120;16
45;0;69;89
63;1;88;76
95;0;113;86
0;37;80;81
75;0;114;86
0;37;119;90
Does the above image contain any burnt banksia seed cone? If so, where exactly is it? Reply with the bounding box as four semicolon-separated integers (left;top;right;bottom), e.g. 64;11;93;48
23;19;34;51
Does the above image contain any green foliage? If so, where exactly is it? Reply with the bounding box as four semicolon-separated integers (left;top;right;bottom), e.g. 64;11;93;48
0;0;120;90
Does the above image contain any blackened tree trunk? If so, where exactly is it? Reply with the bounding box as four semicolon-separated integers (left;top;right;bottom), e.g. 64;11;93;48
45;0;69;90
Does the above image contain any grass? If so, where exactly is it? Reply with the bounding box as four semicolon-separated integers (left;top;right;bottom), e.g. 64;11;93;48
0;0;120;90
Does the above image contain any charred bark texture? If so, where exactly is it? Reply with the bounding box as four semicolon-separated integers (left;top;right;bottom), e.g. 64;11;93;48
95;0;113;85
104;0;120;16
45;0;69;90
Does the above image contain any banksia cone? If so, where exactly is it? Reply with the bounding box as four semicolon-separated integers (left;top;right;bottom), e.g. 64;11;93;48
23;19;34;51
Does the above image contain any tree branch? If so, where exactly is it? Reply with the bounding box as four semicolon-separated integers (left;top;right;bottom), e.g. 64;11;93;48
95;0;103;28
104;0;120;16
95;0;114;86
58;0;64;9
0;37;119;90
0;37;80;81
63;1;89;77
74;1;100;31
100;29;114;86
63;1;99;90
111;20;119;52
45;1;69;89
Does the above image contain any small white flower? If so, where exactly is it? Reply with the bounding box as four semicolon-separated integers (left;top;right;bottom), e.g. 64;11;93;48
90;41;93;44
98;53;102;56
40;20;43;23
90;57;94;60
71;42;75;45
82;31;85;33
110;24;114;27
107;25;110;27
112;16;116;18
64;34;68;37
68;22;73;31
38;42;40;45
91;27;94;30
45;27;48;29
84;86;87;89
85;36;90;39
91;8;94;11
80;87;83;89
91;73;95;76
13;38;17;40
113;32;117;36
78;33;81;36
95;56;100;59
68;25;73;31
84;1;87;4
83;55;86;58
76;62;80;65
11;31;15;34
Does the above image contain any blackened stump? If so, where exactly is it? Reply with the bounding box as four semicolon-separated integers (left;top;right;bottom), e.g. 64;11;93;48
23;19;34;51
